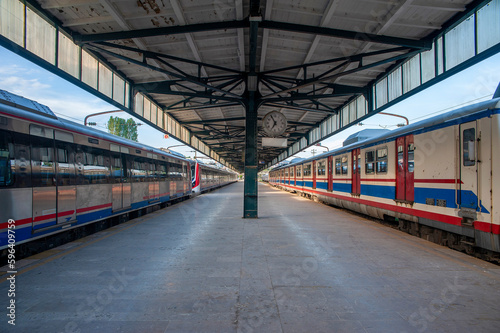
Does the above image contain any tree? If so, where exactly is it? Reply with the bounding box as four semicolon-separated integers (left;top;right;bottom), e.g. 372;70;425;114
107;116;138;142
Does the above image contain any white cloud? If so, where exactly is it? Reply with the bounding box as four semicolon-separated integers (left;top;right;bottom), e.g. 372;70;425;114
0;64;27;76
36;96;113;122
0;76;51;95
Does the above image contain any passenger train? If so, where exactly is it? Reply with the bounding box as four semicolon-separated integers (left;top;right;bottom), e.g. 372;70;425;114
0;90;237;260
270;93;500;262
191;160;236;194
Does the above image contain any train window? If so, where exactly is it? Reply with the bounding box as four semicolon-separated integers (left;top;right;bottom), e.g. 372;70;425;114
408;144;415;172
296;166;301;177
168;162;182;179
111;156;123;183
83;150;110;184
31;139;55;187
146;162;154;180
12;133;31;188
463;128;475;166
131;158;147;182
290;167;294;177
365;151;375;174
57;148;68;163
341;156;348;175
317;161;326;176
285;169;288;177
190;164;196;182
158;163;167;180
303;164;311;177
0;132;14;187
357;153;361;174
335;158;341;175
376;148;388;173
56;144;75;186
397;145;404;174
352;154;360;174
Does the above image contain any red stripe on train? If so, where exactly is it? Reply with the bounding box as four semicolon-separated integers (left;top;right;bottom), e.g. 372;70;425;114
414;179;464;184
0;217;32;230
76;203;112;213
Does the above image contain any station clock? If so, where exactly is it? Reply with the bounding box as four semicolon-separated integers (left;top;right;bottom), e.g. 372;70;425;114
262;111;287;137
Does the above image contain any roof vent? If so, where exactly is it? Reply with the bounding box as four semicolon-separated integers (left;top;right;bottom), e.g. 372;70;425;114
0;89;57;119
342;129;390;147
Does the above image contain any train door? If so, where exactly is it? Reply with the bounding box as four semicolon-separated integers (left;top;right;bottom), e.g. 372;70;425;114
296;165;302;188
312;160;317;189
351;149;361;195
327;156;333;192
111;154;131;211
395;135;415;202
149;161;160;202
184;163;189;193
30;126;57;230
122;156;131;208
55;137;77;224
459;121;479;210
111;155;123;211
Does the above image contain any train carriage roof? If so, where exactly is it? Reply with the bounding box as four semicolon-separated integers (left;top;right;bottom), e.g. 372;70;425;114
0;89;190;163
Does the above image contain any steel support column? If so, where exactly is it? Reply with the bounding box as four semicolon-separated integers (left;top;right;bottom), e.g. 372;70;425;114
243;90;258;218
243;1;260;218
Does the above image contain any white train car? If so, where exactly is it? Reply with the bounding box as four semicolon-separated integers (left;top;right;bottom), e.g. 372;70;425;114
270;95;500;261
0;90;191;258
190;160;237;194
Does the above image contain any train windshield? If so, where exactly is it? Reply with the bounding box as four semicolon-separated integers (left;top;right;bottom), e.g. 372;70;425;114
191;164;196;182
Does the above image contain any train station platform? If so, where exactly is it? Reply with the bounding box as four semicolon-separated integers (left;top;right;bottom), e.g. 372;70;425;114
1;181;500;332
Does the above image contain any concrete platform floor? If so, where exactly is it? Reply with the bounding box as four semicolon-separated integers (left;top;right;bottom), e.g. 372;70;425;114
1;181;500;333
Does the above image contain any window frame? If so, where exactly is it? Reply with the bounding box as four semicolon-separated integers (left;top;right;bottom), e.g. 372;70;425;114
462;128;476;166
317;160;326;176
303;163;312;177
376;147;388;174
341;156;348;175
365;150;375;175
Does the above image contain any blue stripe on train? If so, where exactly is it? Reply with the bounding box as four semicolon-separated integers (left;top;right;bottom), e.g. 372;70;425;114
301;182;489;214
361;184;395;199
332;183;351;193
316;182;328;190
414;188;489;214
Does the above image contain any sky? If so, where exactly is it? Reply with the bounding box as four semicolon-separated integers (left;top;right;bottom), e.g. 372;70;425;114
0;45;500;164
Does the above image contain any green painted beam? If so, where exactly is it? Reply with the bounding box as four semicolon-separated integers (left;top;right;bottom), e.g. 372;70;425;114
260;20;432;49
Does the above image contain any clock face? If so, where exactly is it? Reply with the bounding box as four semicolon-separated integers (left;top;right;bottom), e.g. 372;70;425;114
263;111;287;137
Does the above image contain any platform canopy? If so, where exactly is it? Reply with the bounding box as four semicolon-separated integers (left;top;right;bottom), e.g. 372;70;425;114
1;0;499;173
